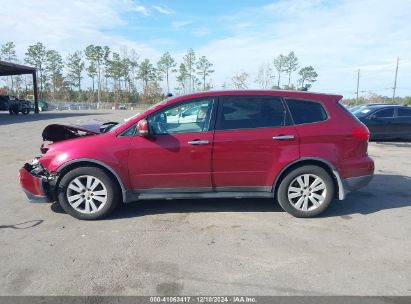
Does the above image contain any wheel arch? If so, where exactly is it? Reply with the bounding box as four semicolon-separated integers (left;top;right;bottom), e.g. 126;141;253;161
272;158;345;200
56;159;127;203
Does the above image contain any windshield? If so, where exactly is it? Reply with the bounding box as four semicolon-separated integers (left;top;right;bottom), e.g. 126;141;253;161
109;98;171;133
349;105;366;112
353;107;373;117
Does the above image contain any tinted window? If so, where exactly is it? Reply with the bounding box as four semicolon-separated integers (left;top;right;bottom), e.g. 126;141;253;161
148;98;214;135
398;107;411;117
216;96;286;130
374;108;394;118
354;107;374;117
286;99;327;124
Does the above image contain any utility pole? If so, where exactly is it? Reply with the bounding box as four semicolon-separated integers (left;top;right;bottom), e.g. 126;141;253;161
392;57;399;103
356;69;360;105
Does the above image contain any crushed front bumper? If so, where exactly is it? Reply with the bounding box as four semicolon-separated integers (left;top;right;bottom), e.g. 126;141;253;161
19;163;56;203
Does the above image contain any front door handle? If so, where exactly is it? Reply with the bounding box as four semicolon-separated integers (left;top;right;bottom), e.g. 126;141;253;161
188;140;209;145
272;135;295;140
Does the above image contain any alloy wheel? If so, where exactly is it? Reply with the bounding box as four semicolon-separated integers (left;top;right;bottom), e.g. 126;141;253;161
66;175;108;214
287;174;327;212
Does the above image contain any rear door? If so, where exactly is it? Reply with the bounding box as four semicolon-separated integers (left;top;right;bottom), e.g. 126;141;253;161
212;95;299;191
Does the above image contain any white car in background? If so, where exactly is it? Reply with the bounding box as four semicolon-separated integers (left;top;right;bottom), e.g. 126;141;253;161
166;104;205;123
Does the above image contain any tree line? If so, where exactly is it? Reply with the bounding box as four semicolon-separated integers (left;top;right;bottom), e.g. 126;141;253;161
342;93;411;106
1;41;318;104
228;51;318;91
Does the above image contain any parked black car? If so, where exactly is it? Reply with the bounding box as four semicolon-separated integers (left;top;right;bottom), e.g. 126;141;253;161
0;95;9;111
349;103;386;113
353;104;411;140
0;95;32;114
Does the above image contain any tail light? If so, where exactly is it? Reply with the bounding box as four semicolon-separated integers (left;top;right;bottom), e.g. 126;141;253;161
352;126;369;141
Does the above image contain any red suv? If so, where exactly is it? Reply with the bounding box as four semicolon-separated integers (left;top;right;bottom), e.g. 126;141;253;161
19;90;374;220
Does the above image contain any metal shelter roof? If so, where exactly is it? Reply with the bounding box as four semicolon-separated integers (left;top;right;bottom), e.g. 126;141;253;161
0;61;36;76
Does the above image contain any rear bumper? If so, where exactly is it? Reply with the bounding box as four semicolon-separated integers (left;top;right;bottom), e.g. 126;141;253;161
337;155;374;200
19;164;53;203
342;174;373;193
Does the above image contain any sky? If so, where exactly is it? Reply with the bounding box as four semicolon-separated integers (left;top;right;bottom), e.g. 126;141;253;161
1;0;411;97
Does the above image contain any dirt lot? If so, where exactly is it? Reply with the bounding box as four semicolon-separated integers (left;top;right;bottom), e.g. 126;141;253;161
0;110;410;295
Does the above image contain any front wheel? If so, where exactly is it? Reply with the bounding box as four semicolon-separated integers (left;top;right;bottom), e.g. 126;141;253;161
276;165;335;218
57;167;120;220
21;107;30;115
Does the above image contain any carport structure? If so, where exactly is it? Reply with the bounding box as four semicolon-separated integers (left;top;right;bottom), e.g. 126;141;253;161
0;60;39;113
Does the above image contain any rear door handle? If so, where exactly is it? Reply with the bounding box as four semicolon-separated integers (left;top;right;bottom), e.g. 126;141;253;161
188;140;209;145
272;135;295;140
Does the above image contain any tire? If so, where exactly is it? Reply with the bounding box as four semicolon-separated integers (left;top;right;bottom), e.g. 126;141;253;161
276;165;335;218
9;106;19;114
21;107;30;115
57;167;120;220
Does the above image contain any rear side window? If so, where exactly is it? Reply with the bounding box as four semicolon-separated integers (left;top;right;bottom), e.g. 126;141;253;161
216;96;287;130
397;107;411;117
374;108;394;118
286;99;328;124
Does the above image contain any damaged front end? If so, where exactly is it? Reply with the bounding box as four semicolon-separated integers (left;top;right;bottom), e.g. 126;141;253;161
41;120;118;143
19;158;58;203
20;119;118;203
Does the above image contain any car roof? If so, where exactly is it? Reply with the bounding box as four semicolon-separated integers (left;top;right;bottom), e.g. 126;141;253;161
367;104;407;109
363;103;387;106
168;90;343;103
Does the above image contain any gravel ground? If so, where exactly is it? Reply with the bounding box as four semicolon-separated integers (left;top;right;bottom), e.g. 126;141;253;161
0;110;410;295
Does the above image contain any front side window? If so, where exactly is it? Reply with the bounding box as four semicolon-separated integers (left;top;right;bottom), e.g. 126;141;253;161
374;108;394;118
286;99;328;124
216;96;287;131
147;98;214;135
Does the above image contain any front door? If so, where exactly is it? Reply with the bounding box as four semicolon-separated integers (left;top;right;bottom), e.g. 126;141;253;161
212;96;299;191
366;108;395;139
128;98;215;192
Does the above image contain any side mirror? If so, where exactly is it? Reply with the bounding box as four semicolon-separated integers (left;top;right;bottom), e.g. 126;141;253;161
136;119;149;137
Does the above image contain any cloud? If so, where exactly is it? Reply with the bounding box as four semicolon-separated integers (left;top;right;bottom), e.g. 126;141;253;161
0;0;410;97
171;20;192;29
132;4;150;16
153;5;173;15
192;27;210;37
198;0;411;97
0;0;159;58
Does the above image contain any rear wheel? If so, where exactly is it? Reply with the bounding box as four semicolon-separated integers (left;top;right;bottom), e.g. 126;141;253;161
276;165;335;218
57;167;120;220
9;105;19;114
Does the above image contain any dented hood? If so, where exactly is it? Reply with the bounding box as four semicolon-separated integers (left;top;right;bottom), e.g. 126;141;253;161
42;119;118;142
